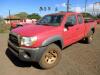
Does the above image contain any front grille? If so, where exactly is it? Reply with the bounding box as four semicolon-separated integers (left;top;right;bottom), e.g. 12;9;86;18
9;33;19;46
8;43;19;54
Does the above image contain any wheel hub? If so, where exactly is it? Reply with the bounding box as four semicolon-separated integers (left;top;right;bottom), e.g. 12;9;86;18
45;50;57;64
90;35;93;41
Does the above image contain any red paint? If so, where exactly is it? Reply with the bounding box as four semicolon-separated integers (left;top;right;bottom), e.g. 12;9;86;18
11;12;96;48
96;19;100;24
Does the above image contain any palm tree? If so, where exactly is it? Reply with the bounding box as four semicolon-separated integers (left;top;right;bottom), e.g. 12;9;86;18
44;7;47;11
55;7;58;11
48;7;51;11
39;7;43;11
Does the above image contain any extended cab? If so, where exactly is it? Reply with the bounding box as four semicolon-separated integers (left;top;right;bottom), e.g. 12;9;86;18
8;12;96;69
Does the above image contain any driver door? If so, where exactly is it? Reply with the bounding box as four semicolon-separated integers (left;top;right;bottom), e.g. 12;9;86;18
63;15;79;46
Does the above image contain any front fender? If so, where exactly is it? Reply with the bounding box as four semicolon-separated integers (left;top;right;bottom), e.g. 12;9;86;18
41;35;64;48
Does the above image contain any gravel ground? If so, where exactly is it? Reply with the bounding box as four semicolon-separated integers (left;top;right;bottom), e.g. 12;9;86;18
0;25;100;75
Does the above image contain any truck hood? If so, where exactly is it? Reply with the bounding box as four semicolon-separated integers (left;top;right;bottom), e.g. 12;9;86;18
11;25;56;37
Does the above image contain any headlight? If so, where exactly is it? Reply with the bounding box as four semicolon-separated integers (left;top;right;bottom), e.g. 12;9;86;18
21;36;37;46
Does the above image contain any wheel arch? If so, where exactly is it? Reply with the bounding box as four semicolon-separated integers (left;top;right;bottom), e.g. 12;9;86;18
41;35;64;49
91;27;95;33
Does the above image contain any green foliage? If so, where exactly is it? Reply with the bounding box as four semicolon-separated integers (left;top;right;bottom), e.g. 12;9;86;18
0;17;10;33
81;12;93;18
96;14;100;19
15;12;28;19
27;13;41;20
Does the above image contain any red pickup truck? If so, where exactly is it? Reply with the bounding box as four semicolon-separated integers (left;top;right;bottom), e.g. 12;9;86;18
8;12;96;69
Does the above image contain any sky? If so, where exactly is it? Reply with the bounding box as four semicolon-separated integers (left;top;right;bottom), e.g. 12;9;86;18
0;0;100;17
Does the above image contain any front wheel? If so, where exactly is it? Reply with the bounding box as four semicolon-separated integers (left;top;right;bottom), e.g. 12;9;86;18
39;44;61;69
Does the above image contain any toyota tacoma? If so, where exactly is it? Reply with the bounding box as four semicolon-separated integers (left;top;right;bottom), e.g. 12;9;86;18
8;12;96;69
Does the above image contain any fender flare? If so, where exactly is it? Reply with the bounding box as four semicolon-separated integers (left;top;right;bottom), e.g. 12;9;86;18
41;35;64;48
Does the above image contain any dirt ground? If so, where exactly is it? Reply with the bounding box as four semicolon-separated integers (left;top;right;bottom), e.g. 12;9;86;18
0;25;100;75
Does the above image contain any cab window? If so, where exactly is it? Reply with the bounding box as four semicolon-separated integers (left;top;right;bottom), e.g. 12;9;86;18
66;15;77;25
77;15;83;24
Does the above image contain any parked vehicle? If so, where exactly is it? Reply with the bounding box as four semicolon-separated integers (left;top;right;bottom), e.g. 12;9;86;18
10;22;24;30
10;22;34;30
10;19;37;30
8;12;96;69
84;18;95;23
96;19;100;24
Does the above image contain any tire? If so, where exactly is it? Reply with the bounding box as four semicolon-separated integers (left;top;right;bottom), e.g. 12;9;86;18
39;43;61;69
84;31;94;44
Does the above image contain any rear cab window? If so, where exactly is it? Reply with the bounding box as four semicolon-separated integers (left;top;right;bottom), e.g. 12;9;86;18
77;15;83;24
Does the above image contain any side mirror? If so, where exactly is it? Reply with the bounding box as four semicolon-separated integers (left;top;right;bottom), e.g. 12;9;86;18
65;22;74;28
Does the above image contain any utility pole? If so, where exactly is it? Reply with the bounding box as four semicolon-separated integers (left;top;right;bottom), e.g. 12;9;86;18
92;2;100;16
9;10;11;24
84;0;87;13
67;0;70;12
95;2;100;16
84;0;87;17
93;3;95;16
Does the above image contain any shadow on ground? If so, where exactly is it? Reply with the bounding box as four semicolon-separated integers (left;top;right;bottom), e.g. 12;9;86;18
5;48;41;69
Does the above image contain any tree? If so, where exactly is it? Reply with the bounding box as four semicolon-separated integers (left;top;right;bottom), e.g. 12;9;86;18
44;7;47;11
48;7;51;11
15;12;28;19
96;14;100;19
81;12;93;18
39;6;51;11
55;7;58;11
0;16;9;33
27;13;41;20
39;7;43;11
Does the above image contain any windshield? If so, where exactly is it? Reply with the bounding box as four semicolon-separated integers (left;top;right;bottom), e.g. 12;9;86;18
37;15;63;26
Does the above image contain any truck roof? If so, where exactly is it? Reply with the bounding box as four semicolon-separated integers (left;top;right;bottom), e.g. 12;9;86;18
47;12;80;16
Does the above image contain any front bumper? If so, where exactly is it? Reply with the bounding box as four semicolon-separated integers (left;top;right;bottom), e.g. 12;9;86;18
8;41;46;62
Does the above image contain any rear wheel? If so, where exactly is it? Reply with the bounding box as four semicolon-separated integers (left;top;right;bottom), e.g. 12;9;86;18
39;44;61;69
84;31;94;44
